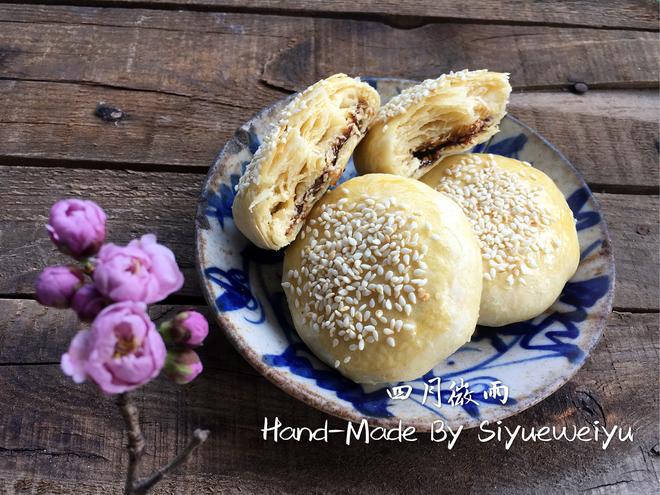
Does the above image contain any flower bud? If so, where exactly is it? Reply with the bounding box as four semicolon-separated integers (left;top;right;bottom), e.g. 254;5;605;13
161;311;209;347
47;199;106;259
71;284;107;322
35;266;84;308
163;349;203;384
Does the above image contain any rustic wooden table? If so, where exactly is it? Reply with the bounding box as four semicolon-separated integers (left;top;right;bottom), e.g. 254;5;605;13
1;1;658;493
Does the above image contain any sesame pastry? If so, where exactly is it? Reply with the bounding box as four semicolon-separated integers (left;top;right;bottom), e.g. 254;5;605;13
232;74;380;250
354;70;511;179
282;174;482;384
421;153;580;327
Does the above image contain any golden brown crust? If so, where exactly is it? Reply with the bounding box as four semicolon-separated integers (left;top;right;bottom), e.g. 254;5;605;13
282;174;483;383
421;153;580;326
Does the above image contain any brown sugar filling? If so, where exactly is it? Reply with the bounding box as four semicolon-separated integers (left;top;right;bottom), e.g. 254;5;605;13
412;117;491;169
286;100;370;235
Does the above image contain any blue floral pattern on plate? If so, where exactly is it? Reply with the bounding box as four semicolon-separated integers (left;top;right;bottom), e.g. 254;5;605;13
196;79;614;429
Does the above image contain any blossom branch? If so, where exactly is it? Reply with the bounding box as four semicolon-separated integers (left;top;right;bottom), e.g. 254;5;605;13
117;393;209;495
117;393;146;494
132;429;210;494
39;198;211;493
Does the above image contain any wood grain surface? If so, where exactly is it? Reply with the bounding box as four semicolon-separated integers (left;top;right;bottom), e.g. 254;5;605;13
0;4;657;95
0;1;658;493
0;5;657;189
0;166;657;310
67;0;660;30
2;81;658;189
0;301;658;494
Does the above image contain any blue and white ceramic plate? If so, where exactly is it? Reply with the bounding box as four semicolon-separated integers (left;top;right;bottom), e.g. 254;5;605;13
196;78;615;430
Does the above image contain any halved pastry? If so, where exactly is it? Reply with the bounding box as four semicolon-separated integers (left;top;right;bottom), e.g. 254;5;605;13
232;74;380;250
353;69;511;179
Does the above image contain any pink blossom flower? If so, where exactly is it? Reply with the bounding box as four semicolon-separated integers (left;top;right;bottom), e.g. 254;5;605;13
93;234;184;304
71;284;107;322
47;199;106;259
35;265;84;308
163;349;203;384
61;301;166;394
162;311;209;347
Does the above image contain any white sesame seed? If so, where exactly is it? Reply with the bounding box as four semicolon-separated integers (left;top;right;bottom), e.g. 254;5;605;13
285;193;429;362
434;155;554;285
375;70;496;122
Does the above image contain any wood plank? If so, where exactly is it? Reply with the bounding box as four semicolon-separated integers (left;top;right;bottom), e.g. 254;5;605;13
508;91;660;191
88;0;660;31
0;79;235;170
0;300;255;376
595;193;659;310
0;4;656;101
0;310;657;493
1;78;657;189
0;166;656;310
0;166;204;298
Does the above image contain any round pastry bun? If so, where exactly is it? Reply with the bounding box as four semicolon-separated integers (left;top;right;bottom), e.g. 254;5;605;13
354;69;511;179
421;153;580;327
282;174;483;384
232;74;380;250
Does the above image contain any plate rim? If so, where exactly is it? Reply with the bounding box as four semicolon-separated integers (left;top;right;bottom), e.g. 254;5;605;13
195;77;616;431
